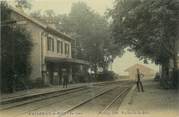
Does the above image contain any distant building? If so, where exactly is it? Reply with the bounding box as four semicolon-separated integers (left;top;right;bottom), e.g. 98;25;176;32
9;7;89;86
125;64;156;80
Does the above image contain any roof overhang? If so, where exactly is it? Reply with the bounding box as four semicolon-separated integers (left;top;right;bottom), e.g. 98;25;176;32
9;6;74;42
45;57;90;66
46;27;74;42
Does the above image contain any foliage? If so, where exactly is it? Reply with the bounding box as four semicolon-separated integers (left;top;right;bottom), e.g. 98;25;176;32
56;2;122;72
15;0;32;9
73;72;89;83
1;2;33;92
96;71;118;81
109;0;179;88
30;2;122;73
109;0;178;64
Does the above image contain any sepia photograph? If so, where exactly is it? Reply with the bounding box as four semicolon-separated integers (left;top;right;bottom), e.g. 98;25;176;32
0;0;179;117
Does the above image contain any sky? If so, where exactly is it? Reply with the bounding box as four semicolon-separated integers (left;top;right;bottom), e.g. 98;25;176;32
112;50;159;75
8;0;159;75
8;0;114;15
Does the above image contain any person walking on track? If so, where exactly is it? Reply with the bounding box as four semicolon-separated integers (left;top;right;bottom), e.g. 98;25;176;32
136;68;144;92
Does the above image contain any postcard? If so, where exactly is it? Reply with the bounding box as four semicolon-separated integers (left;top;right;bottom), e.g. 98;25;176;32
1;0;179;117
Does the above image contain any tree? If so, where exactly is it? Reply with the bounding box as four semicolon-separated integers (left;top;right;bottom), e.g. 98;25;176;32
30;9;59;25
109;0;179;88
30;10;42;19
30;2;122;74
1;2;33;93
15;0;32;9
56;2;122;74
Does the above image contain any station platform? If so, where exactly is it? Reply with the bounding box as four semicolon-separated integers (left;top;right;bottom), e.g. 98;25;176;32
0;80;122;105
118;79;179;117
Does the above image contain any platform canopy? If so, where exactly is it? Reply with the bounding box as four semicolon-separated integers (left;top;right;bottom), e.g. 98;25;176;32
45;57;90;65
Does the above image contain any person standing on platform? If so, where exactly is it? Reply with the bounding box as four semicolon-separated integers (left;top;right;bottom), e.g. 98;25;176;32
62;69;68;88
136;68;144;92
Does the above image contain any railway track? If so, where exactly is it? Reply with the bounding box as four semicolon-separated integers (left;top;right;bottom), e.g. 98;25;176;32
0;81;133;117
60;86;119;116
0;86;117;117
99;87;130;115
0;86;88;110
60;87;131;117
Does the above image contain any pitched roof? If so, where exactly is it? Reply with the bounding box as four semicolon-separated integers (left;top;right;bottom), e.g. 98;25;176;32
125;63;154;72
9;6;74;42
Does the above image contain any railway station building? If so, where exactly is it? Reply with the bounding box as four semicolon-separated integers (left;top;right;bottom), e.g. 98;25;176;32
9;7;89;86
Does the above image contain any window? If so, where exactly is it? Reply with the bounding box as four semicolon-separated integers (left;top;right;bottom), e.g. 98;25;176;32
65;43;70;56
57;40;60;53
47;36;54;51
47;37;51;51
61;42;63;54
57;40;63;54
52;39;54;51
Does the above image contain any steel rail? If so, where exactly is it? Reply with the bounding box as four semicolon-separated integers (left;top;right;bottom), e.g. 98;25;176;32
99;87;130;114
59;86;119;117
1;81;123;111
11;86;113;117
0;86;88;110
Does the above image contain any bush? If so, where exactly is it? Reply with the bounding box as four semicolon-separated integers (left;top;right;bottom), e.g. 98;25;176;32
159;78;170;89
96;71;118;81
72;72;90;83
1;2;33;93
